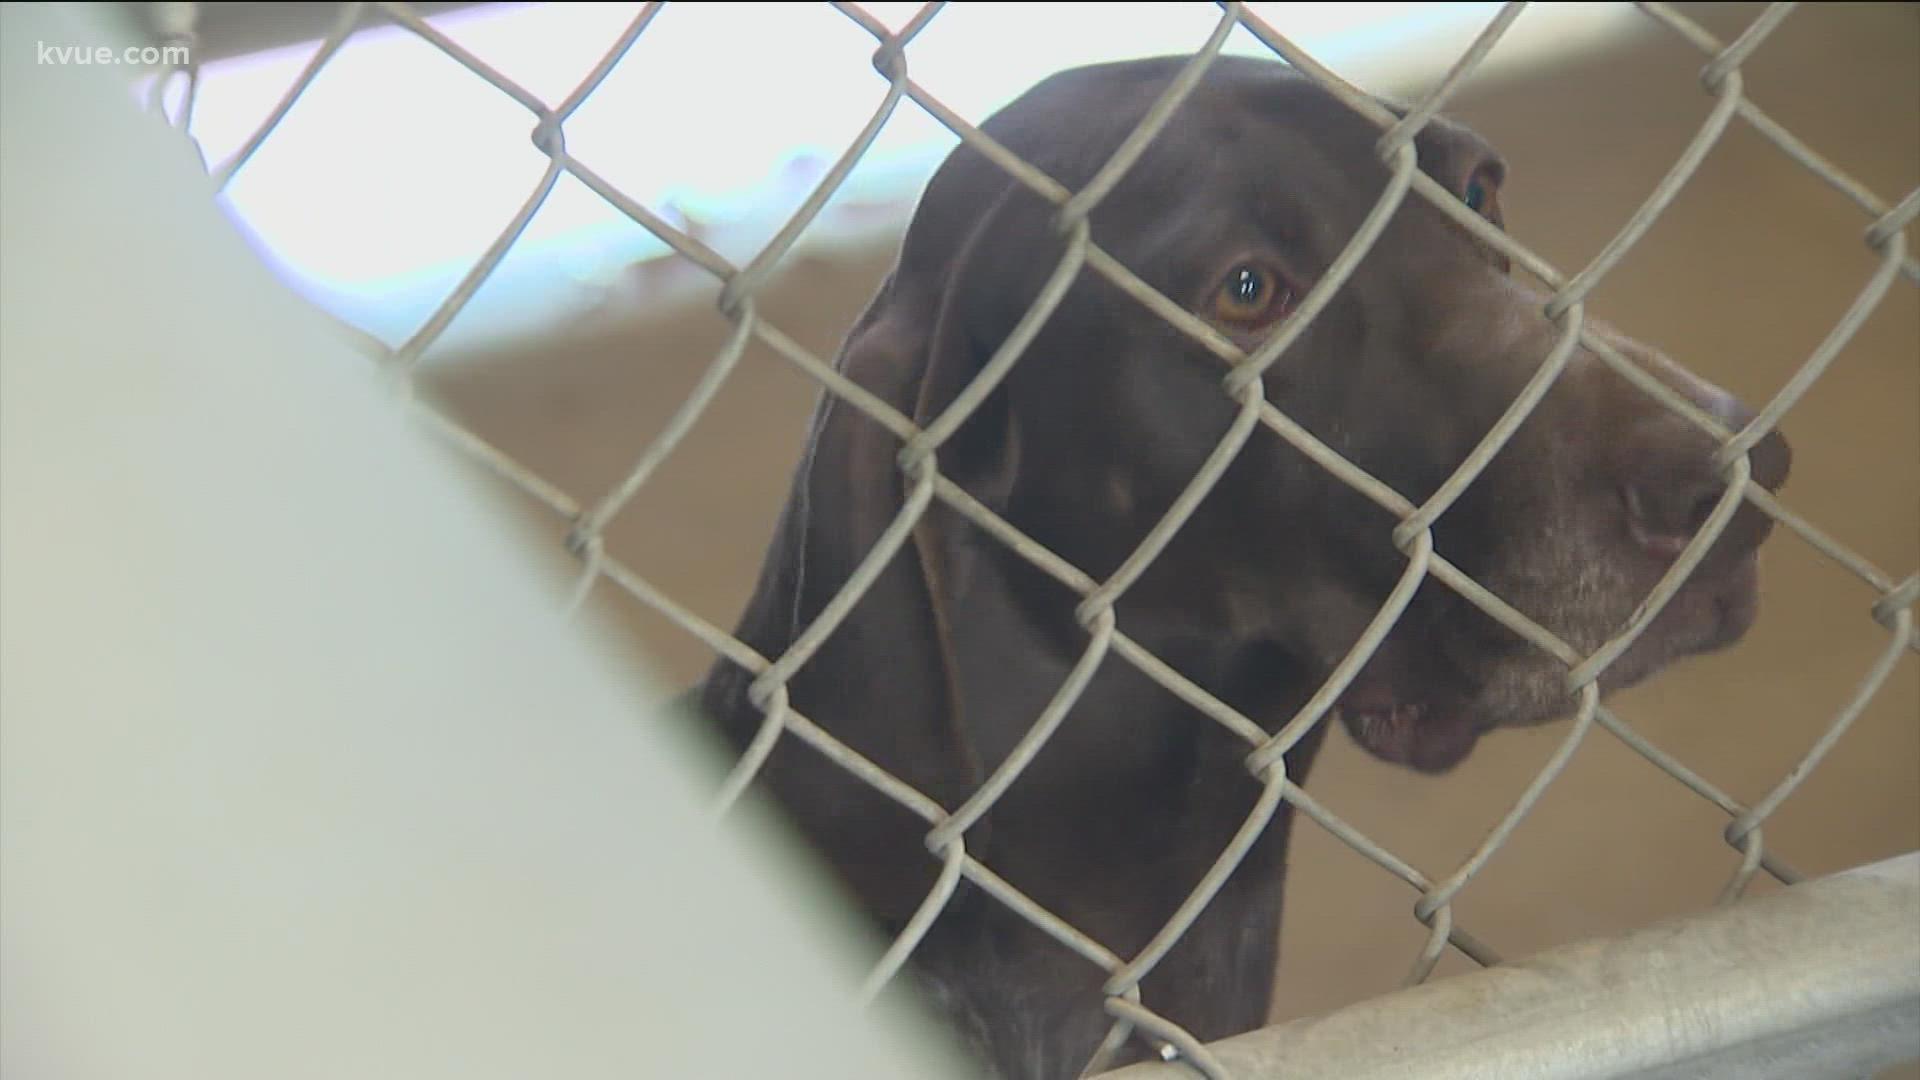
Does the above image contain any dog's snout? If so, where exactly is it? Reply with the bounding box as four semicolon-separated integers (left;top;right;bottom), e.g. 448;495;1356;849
1727;410;1793;496
1693;382;1793;493
1621;461;1748;558
1617;385;1791;560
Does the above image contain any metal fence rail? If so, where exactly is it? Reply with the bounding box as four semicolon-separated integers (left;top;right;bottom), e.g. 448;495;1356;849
135;3;1917;1076
1102;851;1920;1080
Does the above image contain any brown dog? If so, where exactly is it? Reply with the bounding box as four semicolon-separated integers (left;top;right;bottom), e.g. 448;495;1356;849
692;53;1791;1079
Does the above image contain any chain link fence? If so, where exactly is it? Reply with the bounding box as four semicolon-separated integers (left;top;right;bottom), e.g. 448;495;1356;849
134;2;1916;1076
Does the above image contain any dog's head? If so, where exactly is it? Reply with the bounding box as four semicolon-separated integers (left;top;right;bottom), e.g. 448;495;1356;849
848;54;1790;775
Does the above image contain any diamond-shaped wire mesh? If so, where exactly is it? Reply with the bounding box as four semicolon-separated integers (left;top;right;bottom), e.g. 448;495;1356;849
144;2;1916;1076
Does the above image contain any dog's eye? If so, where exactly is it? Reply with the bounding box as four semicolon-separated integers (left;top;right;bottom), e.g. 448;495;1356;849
1463;167;1499;218
1213;264;1294;328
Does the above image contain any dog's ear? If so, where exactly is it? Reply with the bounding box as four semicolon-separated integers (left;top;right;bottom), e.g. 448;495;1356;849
909;205;1026;519
913;305;1023;518
802;197;1031;832
884;191;1030;614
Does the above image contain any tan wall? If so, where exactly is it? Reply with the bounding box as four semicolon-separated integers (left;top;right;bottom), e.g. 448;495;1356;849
420;1;1919;1061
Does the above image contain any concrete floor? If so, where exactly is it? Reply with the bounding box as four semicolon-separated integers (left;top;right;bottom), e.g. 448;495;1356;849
419;2;1918;1070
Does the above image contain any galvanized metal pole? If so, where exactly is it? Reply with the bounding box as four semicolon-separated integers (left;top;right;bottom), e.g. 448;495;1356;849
1100;852;1920;1080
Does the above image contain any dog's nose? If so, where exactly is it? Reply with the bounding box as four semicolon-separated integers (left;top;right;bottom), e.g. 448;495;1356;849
1707;388;1792;494
1619;388;1791;560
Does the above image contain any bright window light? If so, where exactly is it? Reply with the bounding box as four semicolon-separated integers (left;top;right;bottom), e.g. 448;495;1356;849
178;2;1634;351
